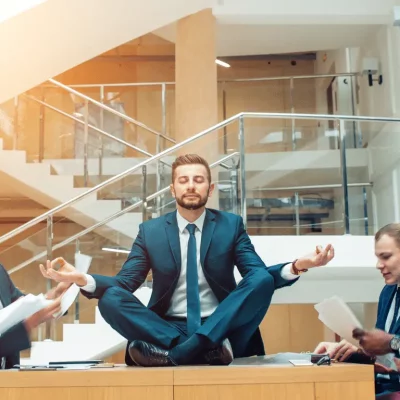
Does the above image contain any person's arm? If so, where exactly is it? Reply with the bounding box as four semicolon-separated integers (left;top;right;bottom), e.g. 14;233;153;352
233;216;297;289
0;322;30;358
41;224;151;300
0;264;23;302
0;298;61;359
233;216;334;289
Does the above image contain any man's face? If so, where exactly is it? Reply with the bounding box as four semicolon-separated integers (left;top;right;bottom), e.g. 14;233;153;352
375;234;400;285
170;164;214;211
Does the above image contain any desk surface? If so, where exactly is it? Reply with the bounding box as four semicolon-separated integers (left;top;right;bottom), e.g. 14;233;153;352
0;363;374;387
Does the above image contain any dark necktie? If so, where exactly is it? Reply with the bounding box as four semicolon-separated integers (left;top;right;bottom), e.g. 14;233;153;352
389;287;400;333
186;224;201;336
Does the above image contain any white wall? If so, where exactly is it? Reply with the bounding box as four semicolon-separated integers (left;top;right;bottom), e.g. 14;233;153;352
245;235;383;305
0;0;46;23
0;0;213;103
214;0;395;24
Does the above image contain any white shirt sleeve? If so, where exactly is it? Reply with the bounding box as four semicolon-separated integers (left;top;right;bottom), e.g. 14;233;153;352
79;274;96;293
280;264;299;280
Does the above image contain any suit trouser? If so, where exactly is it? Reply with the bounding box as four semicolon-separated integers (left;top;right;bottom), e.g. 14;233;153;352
98;268;275;360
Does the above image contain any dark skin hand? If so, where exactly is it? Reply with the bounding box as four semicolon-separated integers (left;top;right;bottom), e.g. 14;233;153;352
352;328;393;356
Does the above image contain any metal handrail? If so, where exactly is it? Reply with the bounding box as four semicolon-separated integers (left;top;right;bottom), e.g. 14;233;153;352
7;152;239;275
47;73;358;88
255;183;373;191
24;94;153;158
0;114;239;246
48;79;176;144
0;111;397;246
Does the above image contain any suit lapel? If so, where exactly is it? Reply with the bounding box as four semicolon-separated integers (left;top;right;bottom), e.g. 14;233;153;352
165;211;181;272
200;209;216;267
379;285;397;331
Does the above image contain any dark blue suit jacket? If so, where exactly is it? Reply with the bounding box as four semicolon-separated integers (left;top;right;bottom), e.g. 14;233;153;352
376;284;400;336
83;209;298;353
0;264;30;367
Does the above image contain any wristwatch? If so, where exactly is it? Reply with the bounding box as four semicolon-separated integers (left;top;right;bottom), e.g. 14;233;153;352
291;259;308;275
390;335;400;352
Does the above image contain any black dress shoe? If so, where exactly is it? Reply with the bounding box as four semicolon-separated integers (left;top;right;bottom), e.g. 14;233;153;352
128;340;178;367
204;339;234;365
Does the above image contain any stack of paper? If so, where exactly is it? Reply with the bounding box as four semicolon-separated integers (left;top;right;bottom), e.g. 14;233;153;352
0;294;52;335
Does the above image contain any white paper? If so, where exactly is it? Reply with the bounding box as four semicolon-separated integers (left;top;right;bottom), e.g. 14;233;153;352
314;295;362;346
0;294;52;335
289;360;314;366
376;353;398;371
54;253;92;318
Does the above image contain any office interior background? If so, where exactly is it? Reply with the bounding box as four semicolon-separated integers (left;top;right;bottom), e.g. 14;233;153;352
0;0;398;363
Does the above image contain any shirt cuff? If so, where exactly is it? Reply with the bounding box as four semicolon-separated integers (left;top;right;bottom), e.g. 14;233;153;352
280;264;299;280
79;274;96;293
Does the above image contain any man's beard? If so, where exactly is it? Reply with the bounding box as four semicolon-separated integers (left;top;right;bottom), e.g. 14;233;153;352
176;191;209;210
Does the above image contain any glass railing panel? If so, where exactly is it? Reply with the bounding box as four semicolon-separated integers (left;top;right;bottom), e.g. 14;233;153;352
242;115;367;235
0;97;18;150
220;79;292;122
245;187;341;236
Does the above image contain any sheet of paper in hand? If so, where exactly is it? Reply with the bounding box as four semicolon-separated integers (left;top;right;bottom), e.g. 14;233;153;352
0;294;52;335
314;295;362;346
54;253;92;318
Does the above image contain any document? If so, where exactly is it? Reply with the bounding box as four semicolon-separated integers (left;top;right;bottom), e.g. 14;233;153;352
314;296;397;370
0;294;52;335
54;253;92;318
314;295;362;346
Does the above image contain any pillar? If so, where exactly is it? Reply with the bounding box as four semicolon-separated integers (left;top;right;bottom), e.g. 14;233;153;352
175;9;218;158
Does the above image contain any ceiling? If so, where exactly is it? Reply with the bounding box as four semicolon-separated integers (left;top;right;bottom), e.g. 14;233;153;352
154;23;380;57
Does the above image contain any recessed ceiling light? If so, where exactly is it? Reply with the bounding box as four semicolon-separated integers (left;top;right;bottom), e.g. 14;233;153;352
215;59;230;68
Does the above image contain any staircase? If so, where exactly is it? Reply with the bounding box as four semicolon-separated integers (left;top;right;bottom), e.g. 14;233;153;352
0;0;214;104
0;138;146;245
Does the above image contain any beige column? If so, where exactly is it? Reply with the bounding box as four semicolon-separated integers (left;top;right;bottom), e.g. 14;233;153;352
175;9;218;159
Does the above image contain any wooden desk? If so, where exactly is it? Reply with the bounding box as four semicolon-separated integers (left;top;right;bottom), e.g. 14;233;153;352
0;363;374;400
174;363;375;400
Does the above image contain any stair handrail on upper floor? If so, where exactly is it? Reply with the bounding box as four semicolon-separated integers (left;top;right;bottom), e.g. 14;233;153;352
1;111;400;248
48;79;175;145
7;152;240;275
24;94;155;158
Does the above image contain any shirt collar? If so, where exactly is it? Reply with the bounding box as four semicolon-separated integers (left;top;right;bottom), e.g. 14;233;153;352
176;209;206;234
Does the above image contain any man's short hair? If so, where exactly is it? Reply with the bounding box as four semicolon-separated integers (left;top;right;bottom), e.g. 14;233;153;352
171;154;211;184
375;223;400;248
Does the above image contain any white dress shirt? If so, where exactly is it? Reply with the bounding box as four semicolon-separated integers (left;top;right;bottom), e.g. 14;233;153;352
81;210;298;317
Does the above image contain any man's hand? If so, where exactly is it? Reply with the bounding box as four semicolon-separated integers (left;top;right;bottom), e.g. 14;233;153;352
39;257;87;287
24;298;62;333
314;339;358;361
352;328;393;356
293;244;334;271
45;282;72;300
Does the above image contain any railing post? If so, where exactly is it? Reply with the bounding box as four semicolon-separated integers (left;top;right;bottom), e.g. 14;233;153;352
99;85;104;178
339;119;350;234
45;215;53;340
38;88;45;162
156;83;167;216
13;96;19;150
74;239;80;324
142;166;147;222
230;166;239;215
294;192;300;235
238;116;247;227
290;77;296;151
222;86;228;154
83;99;89;187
